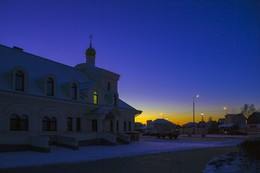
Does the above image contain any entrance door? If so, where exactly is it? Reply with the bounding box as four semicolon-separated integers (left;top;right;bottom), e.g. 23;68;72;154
110;120;113;132
92;119;98;132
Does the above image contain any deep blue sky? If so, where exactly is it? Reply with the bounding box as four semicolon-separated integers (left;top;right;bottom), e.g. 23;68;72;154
1;0;260;124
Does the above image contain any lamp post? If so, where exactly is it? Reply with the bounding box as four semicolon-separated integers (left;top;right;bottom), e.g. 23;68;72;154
224;106;227;115
193;94;199;134
224;106;228;129
201;113;204;122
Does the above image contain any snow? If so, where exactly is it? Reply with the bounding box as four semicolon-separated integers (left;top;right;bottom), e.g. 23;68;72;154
203;152;260;173
0;135;243;169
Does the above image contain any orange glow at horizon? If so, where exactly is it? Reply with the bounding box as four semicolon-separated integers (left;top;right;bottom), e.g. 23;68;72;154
135;111;225;126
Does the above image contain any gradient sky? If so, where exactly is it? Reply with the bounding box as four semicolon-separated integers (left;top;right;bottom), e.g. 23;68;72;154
1;0;260;125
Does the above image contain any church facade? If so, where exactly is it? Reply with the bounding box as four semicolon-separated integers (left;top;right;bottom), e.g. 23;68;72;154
0;40;141;152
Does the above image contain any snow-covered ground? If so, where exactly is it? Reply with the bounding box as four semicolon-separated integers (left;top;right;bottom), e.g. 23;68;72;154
0;135;244;169
203;151;260;173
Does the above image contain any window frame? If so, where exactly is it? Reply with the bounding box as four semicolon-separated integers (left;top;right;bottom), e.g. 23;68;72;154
71;82;78;100
46;77;55;96
67;117;73;131
93;91;98;105
13;68;27;92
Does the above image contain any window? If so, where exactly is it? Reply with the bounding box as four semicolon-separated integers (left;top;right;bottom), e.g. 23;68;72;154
67;117;73;131
10;114;28;131
92;119;97;132
42;116;50;131
76;118;81;131
114;93;118;106
110;120;113;132
124;121;127;131
20;114;28;131
15;70;25;91
128;121;132;131
50;117;57;131
71;83;78;99
10;114;20;131
107;82;110;91
116;120;119;132
47;77;54;96
93;91;98;105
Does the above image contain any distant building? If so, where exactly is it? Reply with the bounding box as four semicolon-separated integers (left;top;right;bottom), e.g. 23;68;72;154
146;120;152;126
247;112;260;124
225;114;246;125
0;39;141;152
218;118;225;125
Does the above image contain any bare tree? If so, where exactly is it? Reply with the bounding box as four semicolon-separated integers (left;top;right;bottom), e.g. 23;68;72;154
241;104;256;117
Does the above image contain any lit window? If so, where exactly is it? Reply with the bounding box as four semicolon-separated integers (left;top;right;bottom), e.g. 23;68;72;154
15;70;25;91
93;91;98;104
47;77;54;96
71;83;77;99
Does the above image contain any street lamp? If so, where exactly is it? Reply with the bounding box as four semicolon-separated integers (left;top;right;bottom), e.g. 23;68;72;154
224;106;227;115
201;113;204;122
193;94;199;134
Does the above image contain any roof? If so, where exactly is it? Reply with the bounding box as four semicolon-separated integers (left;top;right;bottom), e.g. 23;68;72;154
0;44;92;100
118;99;142;113
0;44;141;113
225;114;246;118
152;118;173;124
249;112;260;118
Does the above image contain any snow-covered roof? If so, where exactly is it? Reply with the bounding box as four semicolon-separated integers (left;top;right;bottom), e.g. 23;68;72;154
152;118;173;124
0;44;141;112
0;44;92;100
183;122;198;127
118;99;142;113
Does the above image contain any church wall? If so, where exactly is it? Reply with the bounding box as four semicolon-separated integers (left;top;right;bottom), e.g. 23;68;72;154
0;90;98;133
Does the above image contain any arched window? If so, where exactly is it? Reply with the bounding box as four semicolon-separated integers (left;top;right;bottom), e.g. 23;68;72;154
42;116;50;131
71;83;78;99
93;91;98;105
20;114;28;131
15;70;25;91
10;114;20;131
76;117;81;131
67;117;73;131
47;77;54;96
50;117;57;131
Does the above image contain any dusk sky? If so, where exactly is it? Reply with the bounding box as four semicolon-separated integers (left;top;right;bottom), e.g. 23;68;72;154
1;0;260;125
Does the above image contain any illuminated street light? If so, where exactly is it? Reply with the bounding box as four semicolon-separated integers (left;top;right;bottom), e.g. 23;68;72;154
193;94;199;134
201;112;204;122
224;106;227;115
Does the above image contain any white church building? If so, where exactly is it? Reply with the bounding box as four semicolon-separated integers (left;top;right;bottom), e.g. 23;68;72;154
0;39;141;152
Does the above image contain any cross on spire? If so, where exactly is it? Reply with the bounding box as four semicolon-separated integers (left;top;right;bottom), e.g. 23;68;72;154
90;35;93;48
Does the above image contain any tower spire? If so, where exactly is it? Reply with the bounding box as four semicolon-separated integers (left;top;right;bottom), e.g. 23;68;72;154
85;34;96;66
90;34;93;48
